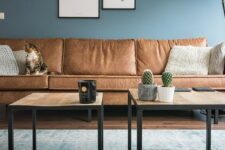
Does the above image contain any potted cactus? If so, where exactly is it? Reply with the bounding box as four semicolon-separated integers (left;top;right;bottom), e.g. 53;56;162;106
138;69;157;101
158;72;175;102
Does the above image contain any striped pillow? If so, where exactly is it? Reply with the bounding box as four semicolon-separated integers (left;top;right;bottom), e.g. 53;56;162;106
0;45;19;75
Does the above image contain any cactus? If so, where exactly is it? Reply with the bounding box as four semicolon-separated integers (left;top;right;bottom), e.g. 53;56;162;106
162;72;173;87
142;69;154;85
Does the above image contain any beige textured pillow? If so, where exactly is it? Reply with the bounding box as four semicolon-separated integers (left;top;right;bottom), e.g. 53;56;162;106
0;45;19;75
165;46;211;75
208;42;225;74
13;50;27;75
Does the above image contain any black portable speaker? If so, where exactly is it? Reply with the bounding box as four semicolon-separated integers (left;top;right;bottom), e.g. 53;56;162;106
78;80;96;104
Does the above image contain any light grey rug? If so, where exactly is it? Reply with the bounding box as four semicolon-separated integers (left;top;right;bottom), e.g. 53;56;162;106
0;130;225;150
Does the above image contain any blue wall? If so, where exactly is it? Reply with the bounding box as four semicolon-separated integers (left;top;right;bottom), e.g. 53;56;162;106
0;0;225;46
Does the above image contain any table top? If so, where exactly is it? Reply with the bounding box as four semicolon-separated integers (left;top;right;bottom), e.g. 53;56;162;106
10;92;103;107
129;89;225;106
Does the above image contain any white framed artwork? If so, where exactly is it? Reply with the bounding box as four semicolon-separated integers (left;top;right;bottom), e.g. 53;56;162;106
103;0;136;10
59;0;99;18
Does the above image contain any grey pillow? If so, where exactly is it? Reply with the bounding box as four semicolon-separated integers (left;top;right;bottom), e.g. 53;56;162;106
208;42;225;74
13;50;27;75
0;45;19;75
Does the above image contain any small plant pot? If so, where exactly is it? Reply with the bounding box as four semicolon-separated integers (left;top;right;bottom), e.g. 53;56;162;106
157;86;175;103
138;83;157;101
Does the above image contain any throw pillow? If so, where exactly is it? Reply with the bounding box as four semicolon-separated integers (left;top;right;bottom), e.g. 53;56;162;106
0;45;19;75
13;50;27;74
208;42;225;74
165;46;211;75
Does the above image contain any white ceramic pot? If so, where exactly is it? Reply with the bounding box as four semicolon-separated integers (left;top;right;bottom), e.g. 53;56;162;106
157;86;175;103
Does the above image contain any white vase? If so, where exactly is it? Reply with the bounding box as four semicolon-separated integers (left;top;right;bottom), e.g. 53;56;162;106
157;86;175;103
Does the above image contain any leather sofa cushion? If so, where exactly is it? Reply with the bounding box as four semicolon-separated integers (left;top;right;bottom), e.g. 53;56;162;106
103;92;128;105
49;75;225;90
0;76;48;90
0;91;34;104
49;75;139;90
0;91;127;105
136;37;207;75
0;38;64;73
1;75;225;105
162;75;225;89
63;39;136;75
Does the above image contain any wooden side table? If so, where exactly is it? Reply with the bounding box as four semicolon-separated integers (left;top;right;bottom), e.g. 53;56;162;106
128;89;225;150
8;92;104;150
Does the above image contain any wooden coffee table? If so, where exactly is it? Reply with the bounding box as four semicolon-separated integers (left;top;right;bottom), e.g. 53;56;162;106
128;89;225;150
8;92;104;150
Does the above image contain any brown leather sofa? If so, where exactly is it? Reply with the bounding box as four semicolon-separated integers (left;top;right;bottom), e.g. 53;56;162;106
0;37;225;107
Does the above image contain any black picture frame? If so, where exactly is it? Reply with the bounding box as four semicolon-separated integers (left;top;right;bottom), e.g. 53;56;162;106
223;0;225;17
102;0;136;10
58;0;100;19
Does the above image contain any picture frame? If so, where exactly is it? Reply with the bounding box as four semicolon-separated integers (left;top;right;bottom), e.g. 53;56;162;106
223;0;225;17
103;0;136;10
59;0;100;18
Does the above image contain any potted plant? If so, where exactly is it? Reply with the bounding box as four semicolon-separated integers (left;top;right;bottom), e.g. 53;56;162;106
158;72;175;103
138;69;157;101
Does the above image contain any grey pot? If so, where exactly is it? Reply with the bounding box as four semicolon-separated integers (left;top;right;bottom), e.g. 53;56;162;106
138;83;157;101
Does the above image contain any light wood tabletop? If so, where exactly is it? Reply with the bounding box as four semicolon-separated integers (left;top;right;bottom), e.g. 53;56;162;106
10;92;103;107
129;89;225;106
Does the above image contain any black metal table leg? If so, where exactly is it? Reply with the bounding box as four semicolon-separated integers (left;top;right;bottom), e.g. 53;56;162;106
8;108;14;150
87;109;92;122
206;109;212;150
32;110;37;150
98;106;104;150
128;93;132;150
137;108;143;150
101;106;104;150
214;109;219;124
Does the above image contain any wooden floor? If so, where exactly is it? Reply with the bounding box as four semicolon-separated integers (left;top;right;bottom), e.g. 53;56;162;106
1;107;225;130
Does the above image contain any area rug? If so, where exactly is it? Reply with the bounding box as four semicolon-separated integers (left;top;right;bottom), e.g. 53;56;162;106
0;130;225;150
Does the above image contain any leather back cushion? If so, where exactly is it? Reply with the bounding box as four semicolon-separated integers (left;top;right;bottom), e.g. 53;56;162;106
63;39;136;75
136;37;207;75
0;38;63;73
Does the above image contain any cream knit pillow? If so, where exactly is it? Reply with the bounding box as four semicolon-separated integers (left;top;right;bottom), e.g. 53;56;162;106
0;45;19;75
165;46;211;75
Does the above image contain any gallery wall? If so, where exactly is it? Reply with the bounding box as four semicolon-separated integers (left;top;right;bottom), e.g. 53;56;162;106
0;0;225;46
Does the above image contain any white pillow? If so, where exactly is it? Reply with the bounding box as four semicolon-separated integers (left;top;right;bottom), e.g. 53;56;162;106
0;45;19;75
208;42;225;74
13;50;27;75
165;46;211;75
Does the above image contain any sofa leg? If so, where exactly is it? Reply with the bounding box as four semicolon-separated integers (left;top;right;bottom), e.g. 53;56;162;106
0;104;6;121
214;109;219;124
87;109;92;122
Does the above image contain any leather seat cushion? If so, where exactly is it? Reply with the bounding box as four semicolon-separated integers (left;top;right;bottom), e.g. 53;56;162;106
1;75;225;105
0;38;64;73
49;75;225;90
0;91;34;104
63;39;136;75
0;91;127;105
0;76;48;90
103;92;128;105
163;75;225;89
49;75;139;90
136;37;207;75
